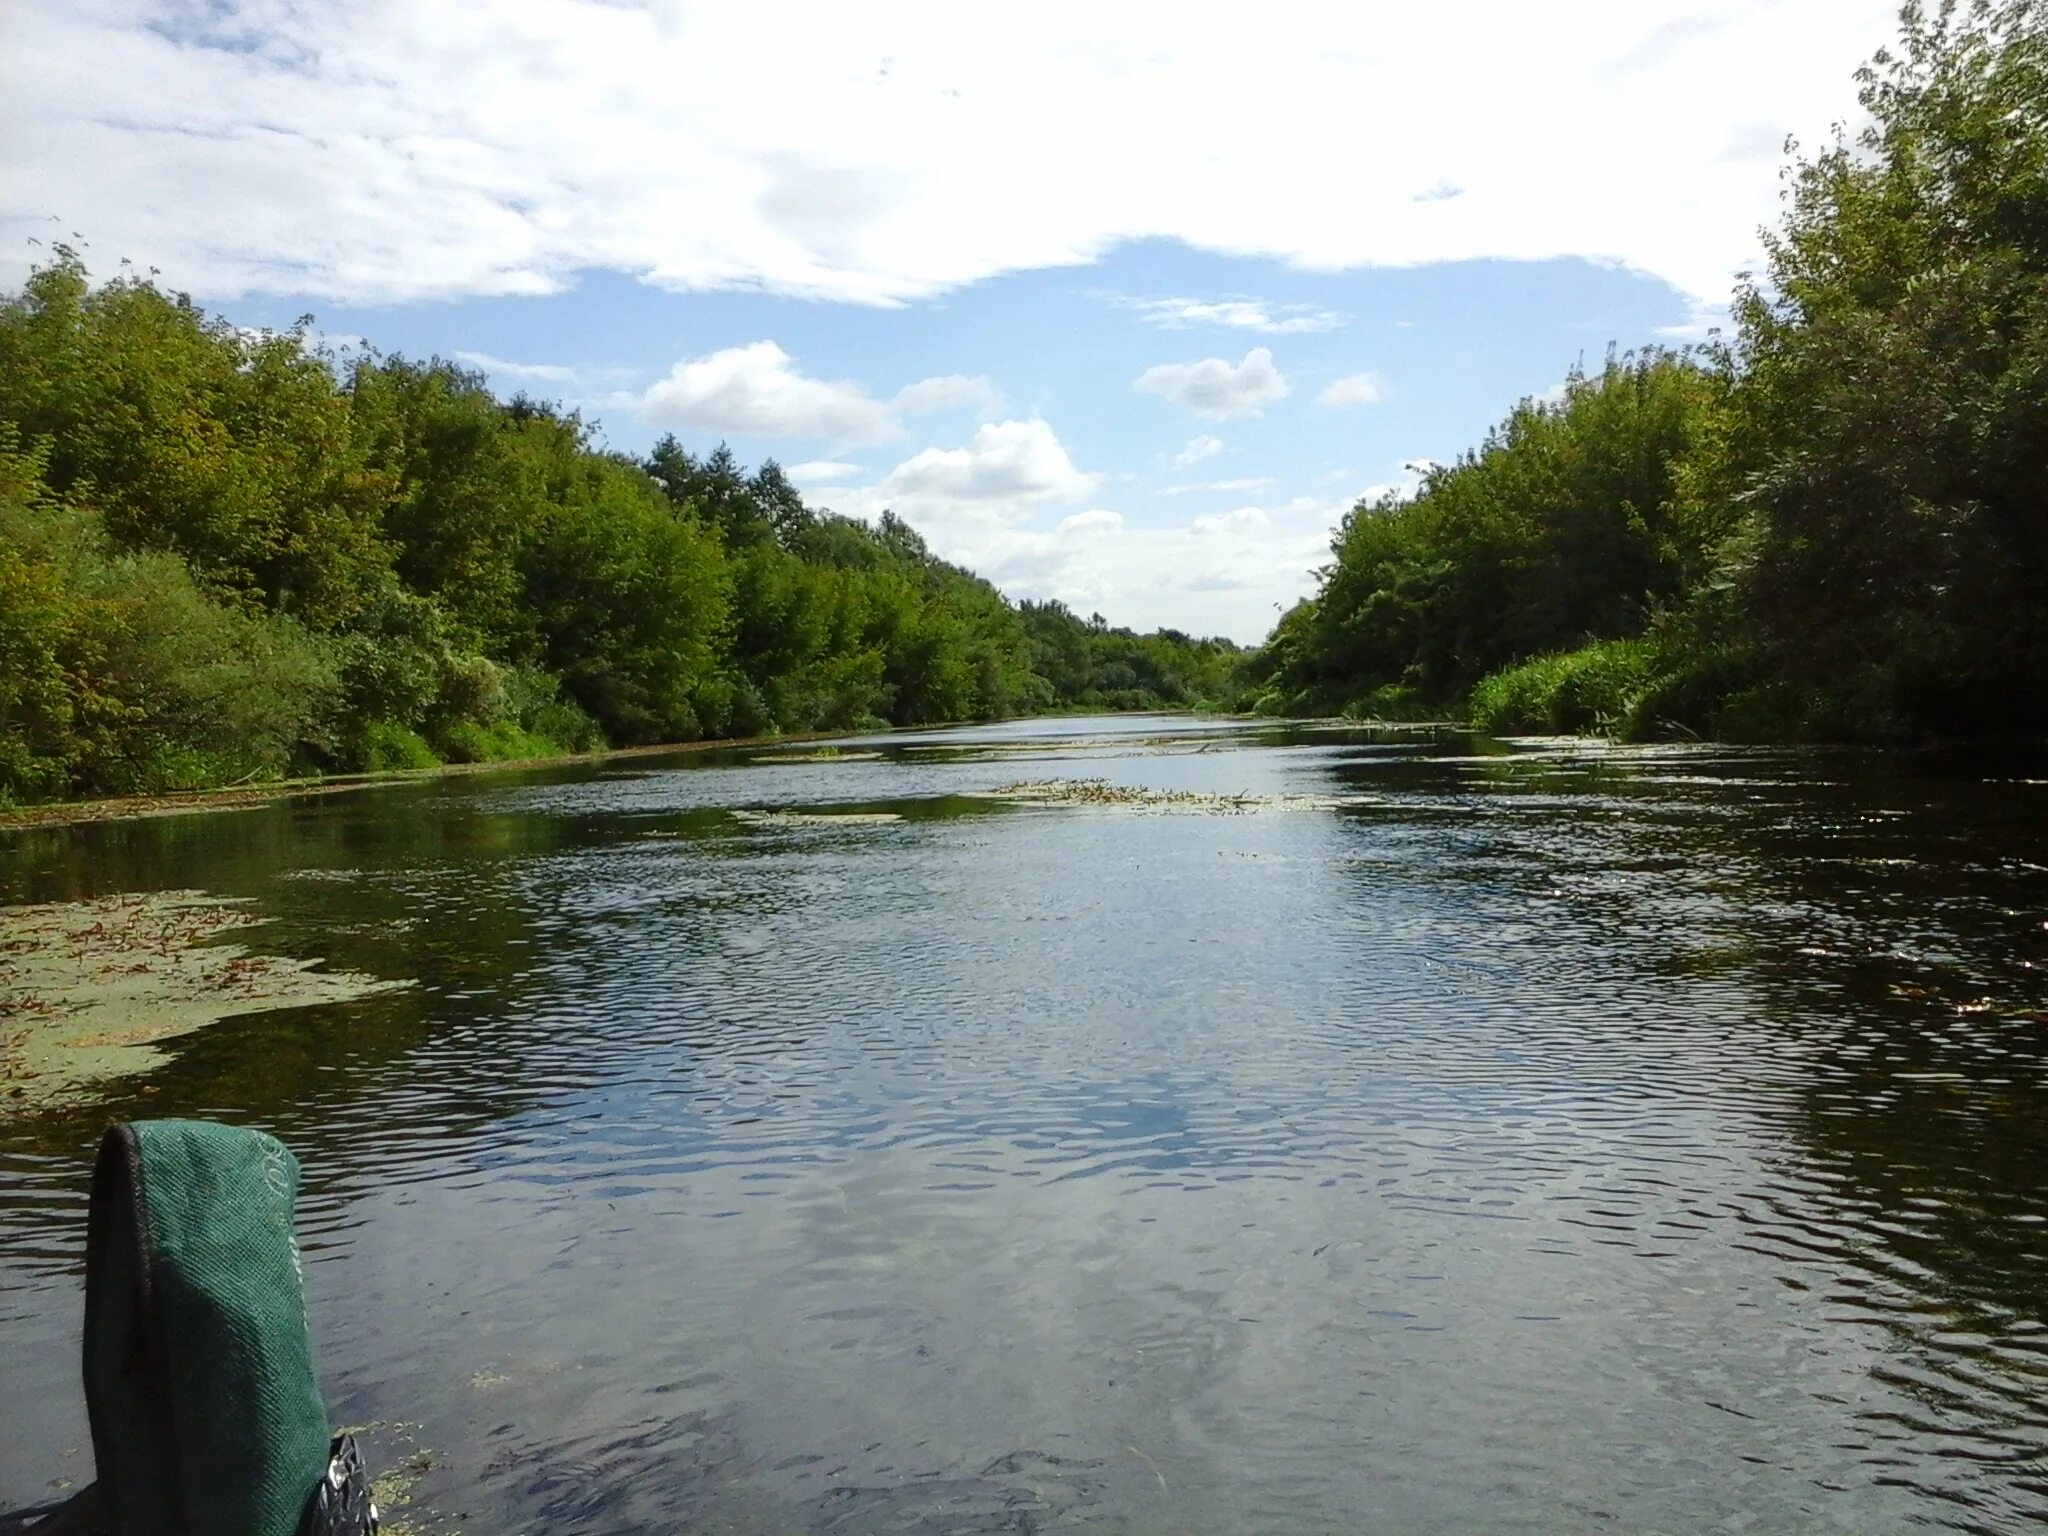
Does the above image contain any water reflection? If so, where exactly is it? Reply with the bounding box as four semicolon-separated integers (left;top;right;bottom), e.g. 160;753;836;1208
4;720;2046;1533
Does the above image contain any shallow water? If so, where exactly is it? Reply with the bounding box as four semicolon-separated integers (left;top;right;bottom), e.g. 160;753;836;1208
5;715;2048;1533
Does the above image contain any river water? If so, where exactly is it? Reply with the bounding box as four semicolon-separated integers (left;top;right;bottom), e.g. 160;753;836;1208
4;715;2047;1533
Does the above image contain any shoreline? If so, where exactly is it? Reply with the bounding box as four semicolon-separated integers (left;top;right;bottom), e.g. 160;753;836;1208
0;709;1236;833
0;728;847;833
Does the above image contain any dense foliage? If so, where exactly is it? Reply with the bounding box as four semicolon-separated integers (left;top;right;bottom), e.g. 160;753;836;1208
1261;0;2048;741
1250;351;1727;720
1018;600;1243;713
0;263;1236;803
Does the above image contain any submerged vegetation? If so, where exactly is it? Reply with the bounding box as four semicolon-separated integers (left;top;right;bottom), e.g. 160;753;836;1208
0;890;406;1105
0;276;1237;804
1258;0;2048;742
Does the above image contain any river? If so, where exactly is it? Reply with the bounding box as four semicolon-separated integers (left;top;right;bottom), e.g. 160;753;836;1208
4;715;2047;1533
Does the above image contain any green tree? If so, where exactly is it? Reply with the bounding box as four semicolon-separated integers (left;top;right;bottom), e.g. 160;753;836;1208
1728;0;2048;733
0;253;395;631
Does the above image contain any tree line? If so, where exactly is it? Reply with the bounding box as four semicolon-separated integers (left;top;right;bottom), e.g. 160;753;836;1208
4;1;2034;801
1253;0;2047;742
0;263;1237;803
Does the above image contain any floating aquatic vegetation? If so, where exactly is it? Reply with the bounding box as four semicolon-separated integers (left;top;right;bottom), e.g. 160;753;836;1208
330;1421;441;1536
729;808;903;828
972;779;1361;814
749;748;884;764
907;734;1233;764
0;890;410;1107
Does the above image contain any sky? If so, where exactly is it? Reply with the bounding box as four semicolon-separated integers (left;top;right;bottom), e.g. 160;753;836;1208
0;1;1905;643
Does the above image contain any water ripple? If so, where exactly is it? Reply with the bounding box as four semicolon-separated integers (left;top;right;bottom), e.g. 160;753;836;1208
4;721;2047;1531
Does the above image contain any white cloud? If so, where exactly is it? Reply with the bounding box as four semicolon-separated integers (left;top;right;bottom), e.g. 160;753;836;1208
814;418;1333;637
1057;509;1125;537
1354;458;1440;503
786;459;865;484
889;373;1001;416
0;3;1900;310
962;493;1344;640
1653;299;1732;341
238;324;369;358
1134;347;1290;421
1110;294;1347;334
452;350;576;383
872;418;1094;515
822;418;1338;639
1169;434;1223;469
626;342;997;446
1316;371;1388;408
1160;476;1278;496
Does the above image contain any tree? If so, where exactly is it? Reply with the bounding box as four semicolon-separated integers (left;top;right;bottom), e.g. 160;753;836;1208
1729;0;2048;732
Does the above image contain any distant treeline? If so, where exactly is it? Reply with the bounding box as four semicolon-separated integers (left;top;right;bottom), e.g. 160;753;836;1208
5;3;2032;802
0;265;1239;803
1251;0;2048;742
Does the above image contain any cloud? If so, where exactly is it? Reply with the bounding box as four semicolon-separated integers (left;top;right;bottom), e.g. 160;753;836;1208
821;420;1334;638
1719;121;1790;164
238;324;369;358
452;350;576;383
1316;371;1388;408
1169;434;1223;469
786;459;864;484
872;418;1095;515
1359;458;1439;503
0;2;1901;310
1159;476;1278;496
1109;294;1347;334
889;373;1001;416
1057;509;1125;537
1604;13;1734;75
1653;300;1731;341
1134;347;1290;421
961;492;1344;641
626;342;996;445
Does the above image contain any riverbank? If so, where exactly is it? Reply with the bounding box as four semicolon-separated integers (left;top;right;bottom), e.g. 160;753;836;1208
0;706;1255;833
0;728;847;832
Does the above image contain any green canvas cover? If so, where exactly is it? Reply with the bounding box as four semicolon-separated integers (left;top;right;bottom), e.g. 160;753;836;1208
83;1120;333;1536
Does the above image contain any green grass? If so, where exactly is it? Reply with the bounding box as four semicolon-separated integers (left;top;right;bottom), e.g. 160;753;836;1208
1468;639;1663;736
1343;682;1438;722
361;723;440;772
434;718;568;765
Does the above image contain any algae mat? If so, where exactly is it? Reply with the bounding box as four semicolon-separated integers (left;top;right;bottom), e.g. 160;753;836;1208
973;778;1364;814
1;890;409;1107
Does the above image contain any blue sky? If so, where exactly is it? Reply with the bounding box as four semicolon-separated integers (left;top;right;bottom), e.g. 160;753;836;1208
2;1;1903;640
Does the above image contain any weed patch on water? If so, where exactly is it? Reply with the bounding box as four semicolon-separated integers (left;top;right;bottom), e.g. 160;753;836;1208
974;778;1360;814
729;808;903;828
0;890;410;1106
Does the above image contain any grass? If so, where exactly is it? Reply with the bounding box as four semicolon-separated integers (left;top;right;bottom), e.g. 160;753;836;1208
1468;639;1663;736
434;718;571;765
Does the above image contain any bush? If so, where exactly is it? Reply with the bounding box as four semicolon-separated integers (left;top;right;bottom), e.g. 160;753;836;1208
1344;683;1435;722
1468;639;1662;736
436;718;559;764
525;700;603;755
360;722;439;772
0;436;341;799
